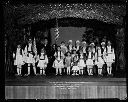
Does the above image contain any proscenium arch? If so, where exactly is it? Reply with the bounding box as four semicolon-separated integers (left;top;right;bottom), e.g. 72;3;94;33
16;3;126;26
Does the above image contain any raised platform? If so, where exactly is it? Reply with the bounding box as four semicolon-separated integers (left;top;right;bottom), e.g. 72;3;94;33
5;76;127;100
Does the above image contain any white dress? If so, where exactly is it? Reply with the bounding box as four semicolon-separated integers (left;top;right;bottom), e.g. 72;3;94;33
86;52;94;68
65;56;72;67
78;54;86;69
72;61;79;71
102;47;107;62
53;51;64;69
14;48;24;66
106;46;115;67
27;53;35;64
96;49;104;68
25;44;35;64
37;53;48;68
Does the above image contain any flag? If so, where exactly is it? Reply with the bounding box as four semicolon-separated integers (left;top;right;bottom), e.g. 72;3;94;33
55;27;59;40
55;18;59;41
33;37;37;55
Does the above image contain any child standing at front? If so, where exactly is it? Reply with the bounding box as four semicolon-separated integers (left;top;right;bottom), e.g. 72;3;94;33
71;55;79;75
37;48;48;75
64;51;72;75
53;46;65;75
78;50;86;75
13;44;24;76
86;46;94;75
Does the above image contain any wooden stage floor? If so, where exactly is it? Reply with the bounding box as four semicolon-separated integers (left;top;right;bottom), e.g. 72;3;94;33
5;76;127;100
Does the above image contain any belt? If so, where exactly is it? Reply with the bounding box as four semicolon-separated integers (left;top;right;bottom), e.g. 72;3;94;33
28;51;32;53
40;59;45;60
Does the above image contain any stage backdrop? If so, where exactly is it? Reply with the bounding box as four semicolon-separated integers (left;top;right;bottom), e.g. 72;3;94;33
50;27;86;45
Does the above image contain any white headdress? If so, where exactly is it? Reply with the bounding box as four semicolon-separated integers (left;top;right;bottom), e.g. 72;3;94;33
76;40;80;43
68;40;72;43
101;42;105;45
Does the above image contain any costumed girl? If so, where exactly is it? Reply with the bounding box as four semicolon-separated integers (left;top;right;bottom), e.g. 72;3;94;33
78;50;86;75
71;55;79;75
86;46;94;75
106;41;115;75
53;46;65;75
13;44;24;76
95;45;104;76
37;48;48;75
25;38;36;76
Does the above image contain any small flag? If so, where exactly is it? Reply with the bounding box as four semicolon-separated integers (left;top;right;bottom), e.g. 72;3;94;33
55;27;59;40
33;37;37;55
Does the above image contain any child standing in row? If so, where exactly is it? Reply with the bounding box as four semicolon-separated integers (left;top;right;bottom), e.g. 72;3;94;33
78;50;86;75
64;52;72;75
53;46;65;75
106;41;115;75
86;47;94;75
37;48;48;75
13;44;24;76
71;55;79;75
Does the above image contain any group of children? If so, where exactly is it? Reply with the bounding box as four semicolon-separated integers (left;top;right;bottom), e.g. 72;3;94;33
13;38;115;76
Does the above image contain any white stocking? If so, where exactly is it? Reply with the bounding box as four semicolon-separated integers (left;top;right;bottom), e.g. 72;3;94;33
28;64;30;75
107;67;110;75
33;64;36;75
59;68;62;75
17;66;20;75
40;68;42;74
56;68;58;75
43;69;45;75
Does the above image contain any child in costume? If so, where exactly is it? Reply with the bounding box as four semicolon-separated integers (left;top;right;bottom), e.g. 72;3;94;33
25;38;36;76
71;55;79;75
78;50;86;75
53;46;65;75
37;48;48;75
13;44;24;76
96;45;104;75
86;46;94;75
106;41;115;75
64;51;72;75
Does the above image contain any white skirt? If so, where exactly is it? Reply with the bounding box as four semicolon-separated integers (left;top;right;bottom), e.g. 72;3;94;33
106;54;114;63
14;55;24;66
53;59;64;69
78;59;86;67
27;56;35;64
37;60;47;68
96;57;104;68
86;59;93;66
72;66;79;71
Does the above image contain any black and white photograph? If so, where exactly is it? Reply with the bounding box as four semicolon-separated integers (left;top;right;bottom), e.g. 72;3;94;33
3;0;126;100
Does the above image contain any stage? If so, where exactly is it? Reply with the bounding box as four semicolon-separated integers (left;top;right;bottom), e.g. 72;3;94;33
5;76;127;100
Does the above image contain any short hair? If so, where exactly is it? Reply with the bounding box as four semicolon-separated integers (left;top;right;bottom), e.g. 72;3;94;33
61;41;65;44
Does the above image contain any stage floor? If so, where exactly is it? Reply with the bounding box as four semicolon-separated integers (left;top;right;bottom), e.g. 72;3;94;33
5;75;126;86
5;76;127;99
